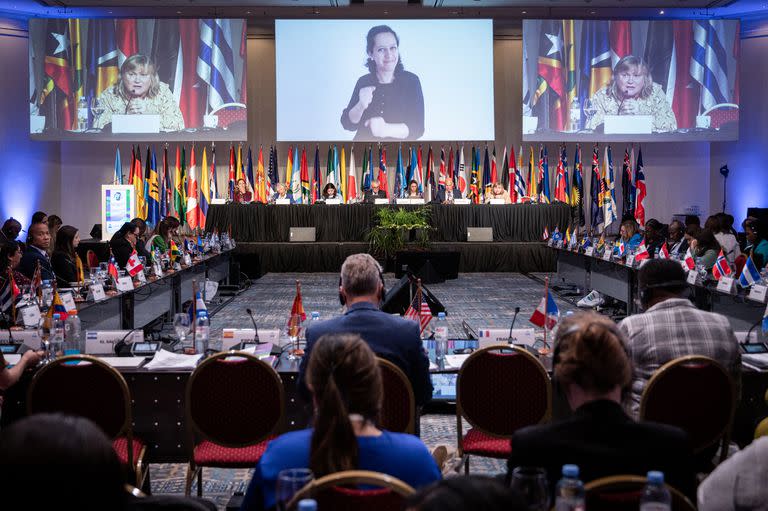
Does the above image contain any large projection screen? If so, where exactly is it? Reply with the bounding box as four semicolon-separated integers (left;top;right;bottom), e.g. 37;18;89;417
522;19;740;142
275;19;495;142
28;18;248;141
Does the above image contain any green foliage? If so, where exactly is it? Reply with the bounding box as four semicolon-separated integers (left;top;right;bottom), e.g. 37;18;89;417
368;206;431;257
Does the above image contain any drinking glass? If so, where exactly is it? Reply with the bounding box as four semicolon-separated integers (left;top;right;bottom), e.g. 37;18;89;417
509;466;550;511
90;97;105;122
37;317;52;363
286;313;304;360
173;313;192;353
582;99;597;129
275;468;313;511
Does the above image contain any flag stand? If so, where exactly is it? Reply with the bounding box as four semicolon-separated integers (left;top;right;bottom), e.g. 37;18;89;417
190;279;197;353
542;276;550;349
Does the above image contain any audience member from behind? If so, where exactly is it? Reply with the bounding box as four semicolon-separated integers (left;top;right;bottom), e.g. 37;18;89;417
0;413;125;510
109;221;141;269
743;216;768;269
619;259;740;416
507;312;695;498
30;211;47;226
51;225;85;287
18;222;54;281
46;214;63;255
0;218;22;245
406;476;526;511
241;334;440;511
707;214;741;264
0;241;31;287
298;253;433;406
698;436;768;511
667;219;688;257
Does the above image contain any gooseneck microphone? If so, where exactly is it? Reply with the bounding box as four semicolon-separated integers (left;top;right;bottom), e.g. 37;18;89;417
246;308;261;344
507;307;521;344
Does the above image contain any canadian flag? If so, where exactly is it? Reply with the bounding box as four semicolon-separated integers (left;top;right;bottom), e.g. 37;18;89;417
634;241;651;261
683;248;696;270
126;251;144;277
659;241;670;259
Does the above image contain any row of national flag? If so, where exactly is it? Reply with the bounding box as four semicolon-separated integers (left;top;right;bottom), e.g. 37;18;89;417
528;19;738;131
113;141;649;233
34;18;246;130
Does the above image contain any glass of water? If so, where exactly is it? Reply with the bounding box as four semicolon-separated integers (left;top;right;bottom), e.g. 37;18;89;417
275;468;313;511
173;313;192;353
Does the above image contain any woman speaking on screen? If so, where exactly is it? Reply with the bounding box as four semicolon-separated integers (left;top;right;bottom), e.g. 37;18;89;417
586;55;677;133
341;25;425;141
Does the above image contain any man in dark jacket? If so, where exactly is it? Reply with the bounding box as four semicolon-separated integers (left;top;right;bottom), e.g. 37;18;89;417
18;222;54;281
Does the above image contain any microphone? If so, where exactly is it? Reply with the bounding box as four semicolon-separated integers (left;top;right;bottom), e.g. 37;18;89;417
246;308;262;344
507;307;521;344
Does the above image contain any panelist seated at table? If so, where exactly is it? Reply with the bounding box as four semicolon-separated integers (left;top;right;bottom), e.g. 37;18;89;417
241;334;441;511
270;183;295;204
434;178;462;204
586;55;677;133
234;179;253;204
743;216;768;269
147;216;181;259
484;182;511;204
51;225;85;287
507;312;696;499
642;218;666;258
613;219;643;255
18;222;55;282
667;219;688;258
320;183;340;201
406;180;423;199
363;179;388;203
93;54;185;132
691;228;721;271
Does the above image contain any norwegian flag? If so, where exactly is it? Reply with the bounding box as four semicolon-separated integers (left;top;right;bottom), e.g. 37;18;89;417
634;240;651;261
126;250;144;277
659;242;670;259
405;291;432;333
712;250;732;281
683;248;696;270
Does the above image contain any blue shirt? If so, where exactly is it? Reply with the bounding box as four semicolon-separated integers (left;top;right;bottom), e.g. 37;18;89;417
240;429;441;511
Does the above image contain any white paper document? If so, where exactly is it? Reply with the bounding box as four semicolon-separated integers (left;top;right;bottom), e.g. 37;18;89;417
143;349;202;370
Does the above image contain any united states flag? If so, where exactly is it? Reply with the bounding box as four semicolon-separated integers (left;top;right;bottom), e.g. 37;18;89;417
405;293;432;333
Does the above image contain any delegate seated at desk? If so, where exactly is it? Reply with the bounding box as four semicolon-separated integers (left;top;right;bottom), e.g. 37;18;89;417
93;54;184;132
586;56;677;133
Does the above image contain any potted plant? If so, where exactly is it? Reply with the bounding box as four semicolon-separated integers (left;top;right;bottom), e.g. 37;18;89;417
368;206;431;263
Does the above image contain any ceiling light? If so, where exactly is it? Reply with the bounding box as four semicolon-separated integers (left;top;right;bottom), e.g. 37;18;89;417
659;9;665;14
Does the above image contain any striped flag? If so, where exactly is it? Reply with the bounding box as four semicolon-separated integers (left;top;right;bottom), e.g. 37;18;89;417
197;19;237;112
291;145;301;202
712;250;732;281
571;144;584;226
469;146;480;203
115;19;137;67
404;287;432;333
457;146;467;196
528;146;538;200
739;256;762;288
227;145;235;201
539;145;551;204
245;146;255;196
691;20;730;113
635;240;650;262
257;146;267;203
186;146;200;230
609;20;632;67
361;146;371;193
659;241;670;260
683;248;696;270
199;147;210;228
41;19;74;130
313;145;322;203
300;146;311;204
378;145;389;199
85;19;118;127
0;269;21;314
602;145;617;229
578;21;612;129
514;146;526;204
395;145;405;199
634;147;647;228
438;147;447;191
340;146;347;201
590;145;604;229
114;147;123;185
347;147;358;202
554;146;568;203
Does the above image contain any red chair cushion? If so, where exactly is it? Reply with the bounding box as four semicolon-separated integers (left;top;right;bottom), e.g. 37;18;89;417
113;437;145;466
315;486;404;511
192;437;275;468
462;428;512;458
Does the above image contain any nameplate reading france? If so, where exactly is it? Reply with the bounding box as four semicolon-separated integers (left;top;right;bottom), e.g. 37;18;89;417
116;276;134;292
89;283;107;301
748;285;768;303
20;304;42;328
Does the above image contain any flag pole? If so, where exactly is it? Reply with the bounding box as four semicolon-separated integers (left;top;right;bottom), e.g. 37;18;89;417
543;276;550;348
190;279;197;351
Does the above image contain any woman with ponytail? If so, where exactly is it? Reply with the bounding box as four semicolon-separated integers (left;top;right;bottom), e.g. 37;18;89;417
240;333;440;511
506;312;696;499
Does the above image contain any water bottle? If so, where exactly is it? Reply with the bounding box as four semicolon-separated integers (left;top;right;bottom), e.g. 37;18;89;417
434;312;448;369
195;310;210;354
50;313;65;359
554;464;585;511
569;98;581;132
297;500;317;511
639;471;671;511
42;280;53;309
64;312;83;355
77;96;88;131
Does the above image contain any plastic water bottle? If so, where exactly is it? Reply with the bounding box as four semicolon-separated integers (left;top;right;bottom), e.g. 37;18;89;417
569;98;581;132
310;311;320;322
195;310;210;354
63;312;83;355
42;280;53;309
297;500;317;511
639;471;671;511
50;313;65;359
555;464;585;511
77;96;88;130
434;312;448;369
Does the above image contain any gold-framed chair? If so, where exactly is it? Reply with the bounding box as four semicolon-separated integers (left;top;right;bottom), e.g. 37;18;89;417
287;470;416;511
184;351;284;497
584;474;696;511
456;344;552;473
377;357;416;434
27;355;148;488
639;355;736;467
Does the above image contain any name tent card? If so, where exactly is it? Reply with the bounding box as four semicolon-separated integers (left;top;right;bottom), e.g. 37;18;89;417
60;291;77;313
116;276;134;292
602;250;612;261
625;254;636;267
687;270;698;285
183;253;193;266
88;283;107;301
275;198;292;205
136;270;147;283
585;247;595;257
19;304;42;328
717;276;735;294
748;285;768;303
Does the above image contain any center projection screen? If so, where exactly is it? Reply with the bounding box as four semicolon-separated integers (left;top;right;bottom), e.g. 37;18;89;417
275;19;495;142
522;19;740;142
28;18;248;142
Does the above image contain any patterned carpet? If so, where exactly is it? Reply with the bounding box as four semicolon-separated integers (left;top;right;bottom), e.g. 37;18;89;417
150;271;576;509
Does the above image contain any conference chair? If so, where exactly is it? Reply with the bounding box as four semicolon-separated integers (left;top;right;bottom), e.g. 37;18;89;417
702;103;739;130
287;470;415;511
208;102;247;129
184;351;284;497
377;357;416;435
455;344;552;473
27;355;148;489
584;475;696;511
640;355;736;469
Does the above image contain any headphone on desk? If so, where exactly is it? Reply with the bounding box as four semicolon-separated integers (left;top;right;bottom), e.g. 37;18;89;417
338;271;386;306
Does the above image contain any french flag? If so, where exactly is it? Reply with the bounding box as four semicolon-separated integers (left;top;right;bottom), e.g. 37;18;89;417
634;240;650;261
530;290;559;329
712;250;732;281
